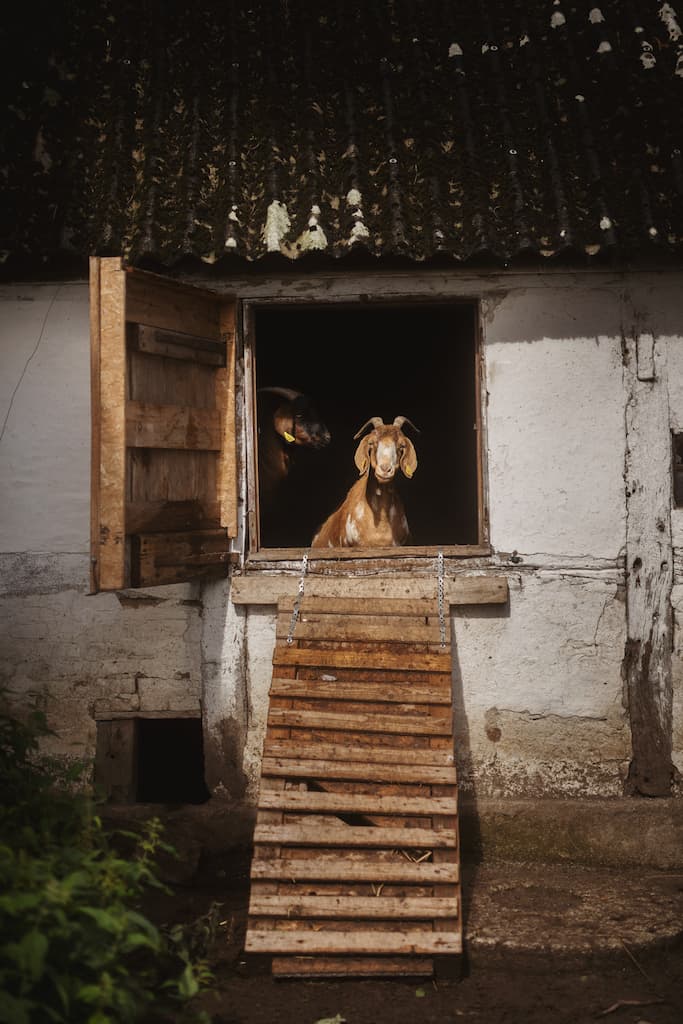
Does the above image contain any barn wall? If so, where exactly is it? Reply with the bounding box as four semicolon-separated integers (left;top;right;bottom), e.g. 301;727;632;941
1;270;682;801
0;283;203;768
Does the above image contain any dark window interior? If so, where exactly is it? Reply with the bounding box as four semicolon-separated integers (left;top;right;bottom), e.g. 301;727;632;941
136;718;210;804
254;304;479;549
674;433;683;507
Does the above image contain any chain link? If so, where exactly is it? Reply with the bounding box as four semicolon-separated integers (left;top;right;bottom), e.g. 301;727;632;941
286;552;309;644
437;548;446;648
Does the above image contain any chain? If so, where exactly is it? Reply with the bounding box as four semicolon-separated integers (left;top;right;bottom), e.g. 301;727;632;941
287;552;309;645
437;548;446;648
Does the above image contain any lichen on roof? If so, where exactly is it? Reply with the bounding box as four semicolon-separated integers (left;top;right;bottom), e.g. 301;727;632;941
2;0;682;271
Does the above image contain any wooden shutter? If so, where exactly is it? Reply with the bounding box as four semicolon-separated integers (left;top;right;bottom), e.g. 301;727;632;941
90;257;237;591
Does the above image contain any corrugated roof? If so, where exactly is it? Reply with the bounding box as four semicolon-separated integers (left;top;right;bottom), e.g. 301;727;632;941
2;0;683;271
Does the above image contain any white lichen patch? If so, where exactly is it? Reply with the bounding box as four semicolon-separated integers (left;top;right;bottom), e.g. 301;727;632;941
551;11;566;29
659;3;682;41
597;40;612;53
600;216;613;230
296;204;328;252
345;189;370;245
589;8;605;23
263;199;291;252
448;42;463;57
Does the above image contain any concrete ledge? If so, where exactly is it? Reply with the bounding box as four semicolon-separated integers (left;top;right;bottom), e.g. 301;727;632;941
461;797;683;870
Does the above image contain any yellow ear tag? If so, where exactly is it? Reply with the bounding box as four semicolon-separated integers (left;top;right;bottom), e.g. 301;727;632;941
404;466;413;478
283;431;295;443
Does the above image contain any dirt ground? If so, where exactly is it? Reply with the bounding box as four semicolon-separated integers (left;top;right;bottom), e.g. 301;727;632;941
142;846;683;1024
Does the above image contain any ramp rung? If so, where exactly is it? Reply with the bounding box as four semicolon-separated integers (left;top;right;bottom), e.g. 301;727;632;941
245;929;463;956
248;895;458;919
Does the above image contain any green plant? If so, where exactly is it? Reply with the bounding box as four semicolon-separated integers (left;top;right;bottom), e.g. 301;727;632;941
0;691;213;1024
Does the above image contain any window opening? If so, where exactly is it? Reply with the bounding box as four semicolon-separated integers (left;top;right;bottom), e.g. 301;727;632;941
252;303;481;551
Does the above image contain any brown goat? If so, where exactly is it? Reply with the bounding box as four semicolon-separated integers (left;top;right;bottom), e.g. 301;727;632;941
257;387;331;505
311;416;419;548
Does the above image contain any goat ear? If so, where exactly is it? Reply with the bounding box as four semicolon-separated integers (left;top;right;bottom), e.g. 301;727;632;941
354;436;371;475
401;437;418;478
273;405;295;441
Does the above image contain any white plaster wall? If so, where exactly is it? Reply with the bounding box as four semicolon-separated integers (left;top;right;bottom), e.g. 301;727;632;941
1;270;681;799
484;284;626;559
0;283;202;763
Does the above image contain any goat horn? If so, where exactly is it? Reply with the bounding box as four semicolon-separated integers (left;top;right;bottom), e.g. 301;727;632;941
257;386;302;401
353;416;385;439
393;415;420;433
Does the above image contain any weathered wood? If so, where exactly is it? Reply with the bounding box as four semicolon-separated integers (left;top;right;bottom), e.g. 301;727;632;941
267;708;451;736
125;401;222;451
232;573;508;605
90;258;236;591
126;499;220;534
261;756;456;785
131;323;226;365
126;267;222;339
248;545;487;561
262;741;454;766
135;529;230;586
269;678;451;704
89;256;103;594
94;718;137;801
281;596;440;616
96;257;127;590
272;956;434;977
250;858;459;884
276;611;444;644
248;896;458;919
246;596;461;976
623;330;675;795
253;824;458;848
217;299;237;535
258;789;457;816
273;647;452;672
245;930;462;955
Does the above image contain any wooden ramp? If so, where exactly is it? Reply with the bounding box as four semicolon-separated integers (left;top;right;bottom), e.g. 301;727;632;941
244;595;461;978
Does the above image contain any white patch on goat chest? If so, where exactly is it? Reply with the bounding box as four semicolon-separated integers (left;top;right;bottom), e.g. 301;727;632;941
345;513;361;545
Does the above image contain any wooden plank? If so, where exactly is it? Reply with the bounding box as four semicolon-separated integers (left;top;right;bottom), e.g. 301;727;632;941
269;678;451;705
126;498;220;534
248;896;458;919
253;824;458;848
272;956;434;977
280;596;440;616
217;298;237;536
272;647;452;672
125;401;222;451
126;268;222;339
249;858;459;884
135;529;229;586
267;709;451;736
97;257;127;590
89;256;103;594
262;741;454;767
245;929;462;955
261;757;455;785
277;613;444;645
232;573;508;606
258;790;457;817
131;323;226;365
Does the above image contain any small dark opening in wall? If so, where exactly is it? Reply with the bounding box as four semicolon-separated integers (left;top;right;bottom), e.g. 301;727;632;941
673;434;683;507
136;718;210;804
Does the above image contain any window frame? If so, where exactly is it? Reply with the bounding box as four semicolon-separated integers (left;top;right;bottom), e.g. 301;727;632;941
241;293;490;570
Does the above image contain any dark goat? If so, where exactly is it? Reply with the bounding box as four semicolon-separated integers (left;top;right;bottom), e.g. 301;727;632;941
311;415;419;548
257;387;331;505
